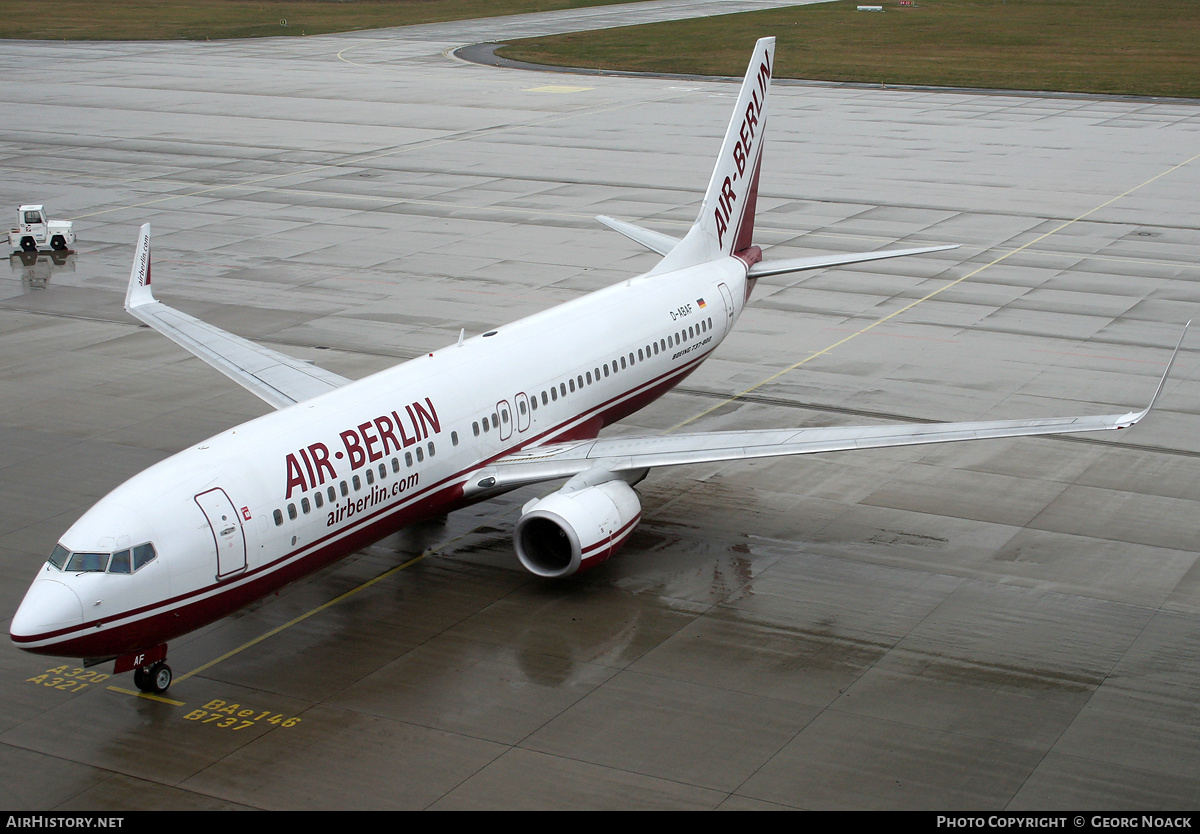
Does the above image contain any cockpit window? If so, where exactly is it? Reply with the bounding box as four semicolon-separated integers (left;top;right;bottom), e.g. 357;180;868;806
66;552;108;572
48;545;70;569
46;542;157;574
132;543;156;570
109;549;132;574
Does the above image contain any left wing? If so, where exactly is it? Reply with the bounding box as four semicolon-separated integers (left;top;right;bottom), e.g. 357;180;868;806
124;224;352;409
464;324;1187;498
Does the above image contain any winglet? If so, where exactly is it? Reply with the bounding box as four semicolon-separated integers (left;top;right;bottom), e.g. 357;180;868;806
125;223;154;311
1124;320;1190;426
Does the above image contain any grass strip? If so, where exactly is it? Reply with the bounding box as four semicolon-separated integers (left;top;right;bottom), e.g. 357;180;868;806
0;0;628;41
497;0;1200;98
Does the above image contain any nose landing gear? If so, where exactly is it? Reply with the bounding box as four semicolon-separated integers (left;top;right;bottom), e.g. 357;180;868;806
133;662;173;694
114;644;172;694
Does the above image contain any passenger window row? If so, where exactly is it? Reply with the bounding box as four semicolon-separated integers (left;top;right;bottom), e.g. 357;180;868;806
469;317;714;438
272;436;449;527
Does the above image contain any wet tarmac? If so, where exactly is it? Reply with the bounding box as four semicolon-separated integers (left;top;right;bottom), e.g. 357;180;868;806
2;1;1200;811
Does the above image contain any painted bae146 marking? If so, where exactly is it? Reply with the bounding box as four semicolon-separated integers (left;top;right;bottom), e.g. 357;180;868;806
9;38;1186;694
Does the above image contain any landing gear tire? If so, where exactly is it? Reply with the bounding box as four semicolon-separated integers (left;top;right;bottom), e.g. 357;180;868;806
20;237;36;252
134;662;172;694
50;235;65;250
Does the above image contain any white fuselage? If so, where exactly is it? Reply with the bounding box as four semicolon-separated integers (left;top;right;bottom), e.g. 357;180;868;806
10;257;749;658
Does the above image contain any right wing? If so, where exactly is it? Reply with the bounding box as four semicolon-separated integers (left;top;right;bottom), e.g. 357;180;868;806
124;224;352;409
464;323;1188;498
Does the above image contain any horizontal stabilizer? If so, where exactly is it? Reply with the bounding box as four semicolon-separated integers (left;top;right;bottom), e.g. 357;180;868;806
748;244;959;279
595;215;680;257
124;224;351;409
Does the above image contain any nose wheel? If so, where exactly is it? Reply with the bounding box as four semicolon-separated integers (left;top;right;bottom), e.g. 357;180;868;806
133;662;172;694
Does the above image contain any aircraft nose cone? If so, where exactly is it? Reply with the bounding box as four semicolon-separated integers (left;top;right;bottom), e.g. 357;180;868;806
10;579;84;642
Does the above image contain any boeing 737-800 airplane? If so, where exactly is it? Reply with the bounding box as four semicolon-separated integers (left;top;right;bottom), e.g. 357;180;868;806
9;39;1184;694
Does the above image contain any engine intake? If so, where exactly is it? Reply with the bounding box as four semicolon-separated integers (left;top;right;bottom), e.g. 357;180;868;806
514;478;641;578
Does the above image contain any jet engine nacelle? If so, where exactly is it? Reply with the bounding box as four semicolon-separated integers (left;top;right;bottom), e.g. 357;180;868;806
514;478;642;578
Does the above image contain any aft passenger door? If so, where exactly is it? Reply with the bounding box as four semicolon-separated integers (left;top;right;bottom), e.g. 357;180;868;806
195;488;247;579
718;282;736;330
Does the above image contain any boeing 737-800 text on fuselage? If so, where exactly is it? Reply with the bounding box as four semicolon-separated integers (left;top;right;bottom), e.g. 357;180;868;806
9;40;1183;694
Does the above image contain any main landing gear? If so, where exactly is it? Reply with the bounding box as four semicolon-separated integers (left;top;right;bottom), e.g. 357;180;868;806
114;644;172;694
